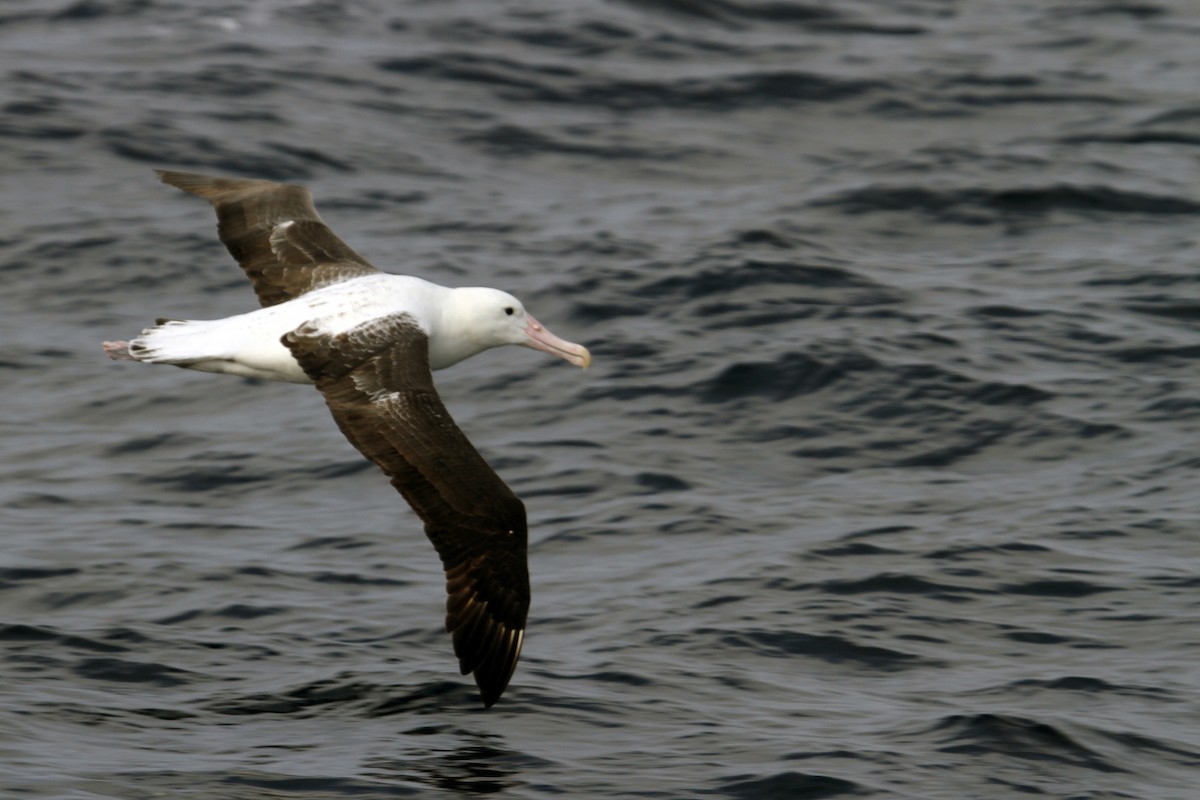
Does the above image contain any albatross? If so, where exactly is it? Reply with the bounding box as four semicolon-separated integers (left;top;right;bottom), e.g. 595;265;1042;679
102;170;591;707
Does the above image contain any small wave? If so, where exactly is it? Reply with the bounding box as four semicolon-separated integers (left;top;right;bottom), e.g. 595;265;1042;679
926;713;1127;773
717;770;869;799
139;463;271;492
721;629;937;671
812;573;989;602
646;259;899;301
73;656;198;688
50;0;149;20
701;352;858;403
1009;676;1173;698
463;123;702;161
99;122;323;181
104;432;200;456
615;0;923;37
0;622;127;654
1110;343;1200;363
207;675;397;717
1000;579;1116;597
814;183;1200;220
0;566;80;583
379;53;885;110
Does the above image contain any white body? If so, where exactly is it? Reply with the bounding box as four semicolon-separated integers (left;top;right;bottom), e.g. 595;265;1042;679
124;275;535;383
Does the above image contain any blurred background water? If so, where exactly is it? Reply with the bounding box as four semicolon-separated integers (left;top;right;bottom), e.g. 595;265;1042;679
2;1;1199;798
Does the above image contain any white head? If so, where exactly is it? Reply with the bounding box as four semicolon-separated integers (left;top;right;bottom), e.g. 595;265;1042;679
434;287;591;371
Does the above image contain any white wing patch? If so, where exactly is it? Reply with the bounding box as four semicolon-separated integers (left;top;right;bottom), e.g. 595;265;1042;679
268;219;297;257
351;370;398;402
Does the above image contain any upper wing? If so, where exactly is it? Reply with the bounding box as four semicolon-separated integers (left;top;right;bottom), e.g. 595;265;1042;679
282;313;530;708
157;170;380;307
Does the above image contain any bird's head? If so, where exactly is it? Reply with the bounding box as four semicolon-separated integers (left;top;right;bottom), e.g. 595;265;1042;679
454;287;591;369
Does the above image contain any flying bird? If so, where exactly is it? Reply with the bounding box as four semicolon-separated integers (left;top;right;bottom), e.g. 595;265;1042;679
103;170;591;707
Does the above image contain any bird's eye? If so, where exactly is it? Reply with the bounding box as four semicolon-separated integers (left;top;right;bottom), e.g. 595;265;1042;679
504;307;514;316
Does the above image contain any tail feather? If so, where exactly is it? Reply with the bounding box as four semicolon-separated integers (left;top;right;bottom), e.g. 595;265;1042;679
104;319;219;367
100;314;310;383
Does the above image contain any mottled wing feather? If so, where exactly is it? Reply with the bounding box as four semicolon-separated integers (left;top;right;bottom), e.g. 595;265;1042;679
156;170;379;307
282;314;530;708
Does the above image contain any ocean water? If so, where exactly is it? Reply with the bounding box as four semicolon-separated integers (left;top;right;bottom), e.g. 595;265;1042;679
2;1;1199;797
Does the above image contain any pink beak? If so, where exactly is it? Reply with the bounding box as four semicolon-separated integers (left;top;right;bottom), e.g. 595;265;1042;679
524;314;591;368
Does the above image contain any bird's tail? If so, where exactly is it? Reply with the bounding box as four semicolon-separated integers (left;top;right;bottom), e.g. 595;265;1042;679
102;318;222;367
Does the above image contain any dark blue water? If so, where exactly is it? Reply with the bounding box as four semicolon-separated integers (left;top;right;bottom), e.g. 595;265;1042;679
3;1;1199;797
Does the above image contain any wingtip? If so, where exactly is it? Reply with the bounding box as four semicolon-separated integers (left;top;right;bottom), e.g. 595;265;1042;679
155;168;210;193
474;670;512;709
459;624;525;709
155;168;202;194
154;167;183;184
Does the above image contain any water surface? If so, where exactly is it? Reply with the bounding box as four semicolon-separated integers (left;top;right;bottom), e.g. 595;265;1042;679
2;1;1199;797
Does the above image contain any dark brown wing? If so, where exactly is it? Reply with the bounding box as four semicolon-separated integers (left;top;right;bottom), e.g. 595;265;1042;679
156;170;380;308
282;314;529;708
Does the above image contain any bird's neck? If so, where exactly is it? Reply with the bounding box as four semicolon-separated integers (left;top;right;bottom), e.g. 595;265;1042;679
426;288;492;371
